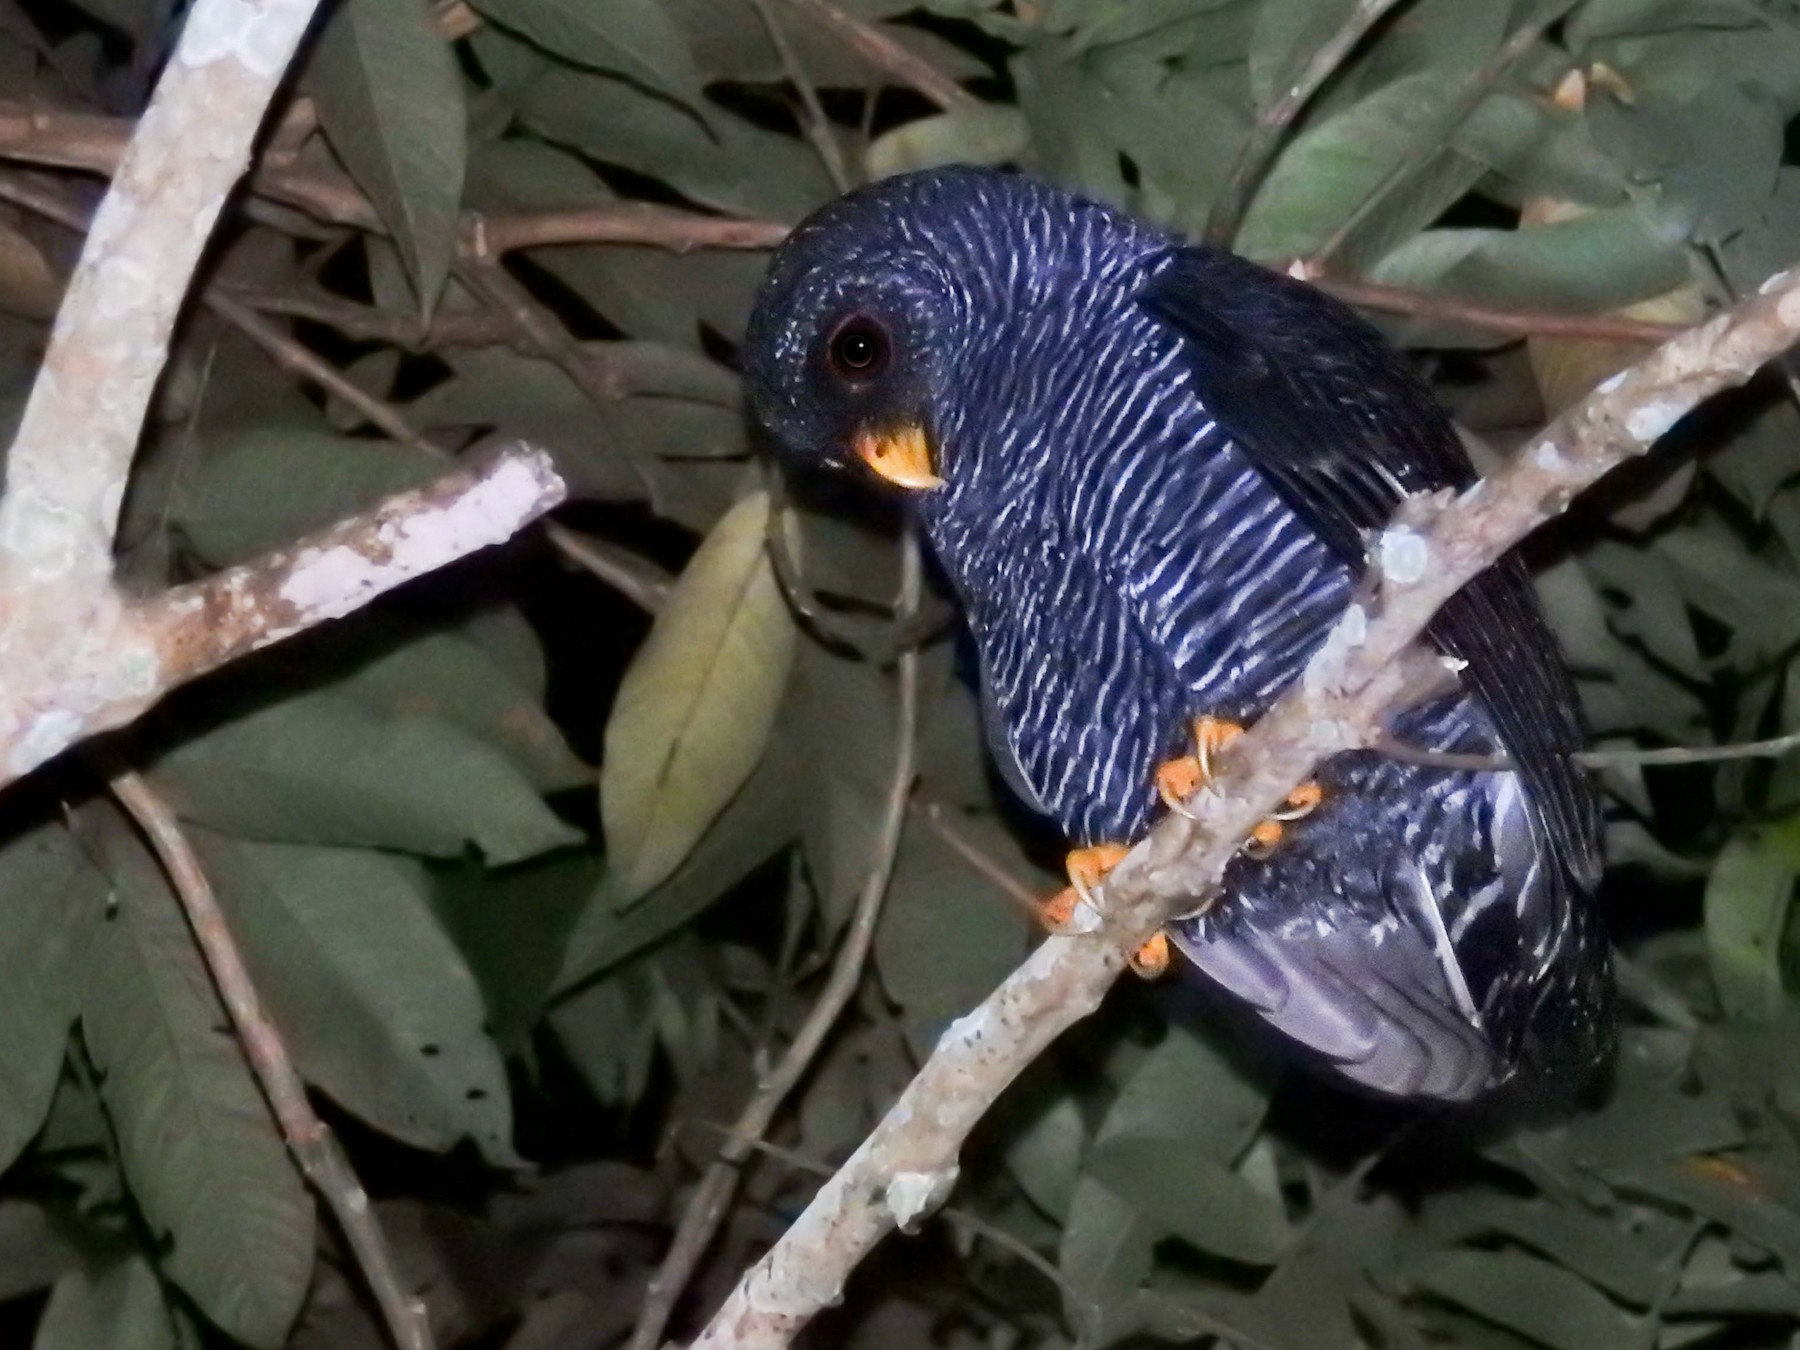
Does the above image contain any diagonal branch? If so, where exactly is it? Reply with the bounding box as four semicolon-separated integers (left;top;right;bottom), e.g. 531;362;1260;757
107;766;433;1350
780;0;976;111
688;265;1800;1350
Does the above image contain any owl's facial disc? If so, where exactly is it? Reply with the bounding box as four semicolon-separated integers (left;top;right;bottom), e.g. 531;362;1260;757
854;423;942;490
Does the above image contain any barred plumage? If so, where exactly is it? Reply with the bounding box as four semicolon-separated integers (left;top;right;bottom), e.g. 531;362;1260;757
744;167;1613;1105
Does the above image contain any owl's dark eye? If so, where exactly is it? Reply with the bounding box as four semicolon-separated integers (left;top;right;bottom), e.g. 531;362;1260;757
827;316;890;381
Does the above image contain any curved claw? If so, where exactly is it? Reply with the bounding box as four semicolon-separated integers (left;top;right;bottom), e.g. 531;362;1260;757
1129;933;1171;979
1272;780;1324;822
1193;715;1245;782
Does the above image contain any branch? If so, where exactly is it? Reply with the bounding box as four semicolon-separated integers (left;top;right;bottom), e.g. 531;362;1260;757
0;443;562;790
688;266;1800;1350
750;0;852;193
467;208;789;255
1308;274;1685;344
1206;0;1412;245
0;0;324;584
631;534;923;1350
107;767;433;1350
0;101;1706;350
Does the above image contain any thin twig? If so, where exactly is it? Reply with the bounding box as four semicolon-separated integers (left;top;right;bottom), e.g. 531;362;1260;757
454;243;626;403
688;262;1800;1350
223;287;519;351
1206;0;1413;245
0;102;1712;347
545;522;674;613
750;0;852;193
106;767;433;1350
1308;274;1687;343
208;291;440;451
779;0;976;111
630;532;924;1350
914;801;1039;912
470;208;790;255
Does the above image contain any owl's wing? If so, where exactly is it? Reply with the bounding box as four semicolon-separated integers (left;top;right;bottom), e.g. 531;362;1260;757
1139;245;1598;891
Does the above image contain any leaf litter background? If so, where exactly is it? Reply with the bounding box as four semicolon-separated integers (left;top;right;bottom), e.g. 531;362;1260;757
2;0;1800;1347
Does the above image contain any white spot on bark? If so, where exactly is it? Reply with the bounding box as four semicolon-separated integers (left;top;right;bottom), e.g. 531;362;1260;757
1595;370;1627;395
12;710;81;774
1302;604;1367;696
1625;400;1683;445
1779;286;1800;327
886;1168;958;1232
279;545;378;620
1378;527;1429;585
1533;442;1568;471
938;1008;990;1054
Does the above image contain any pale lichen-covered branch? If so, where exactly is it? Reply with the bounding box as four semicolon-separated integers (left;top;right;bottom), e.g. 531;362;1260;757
688;268;1800;1350
0;0;324;584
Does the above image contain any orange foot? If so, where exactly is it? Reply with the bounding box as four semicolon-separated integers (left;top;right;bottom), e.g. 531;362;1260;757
1154;714;1324;856
1039;843;1168;978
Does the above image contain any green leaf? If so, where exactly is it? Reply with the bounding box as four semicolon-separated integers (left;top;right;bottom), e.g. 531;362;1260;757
332;631;587;794
196;833;516;1164
432;850;601;1048
1059;1176;1156;1348
674;0;987;84
1076;1024;1282;1264
1094;1023;1272;1164
1247;0;1359;108
0;1201;81;1302
310;0;466;309
462;131;771;349
1417;1194;1665;1307
601;490;797;903
0;822;101;1173
151;689;582;865
469;0;704;109
80;820;313;1349
1704;821;1800;1022
555;738;798;993
1002;1091;1085;1223
1087;1136;1291;1264
412;345;747;506
548;964;659;1106
1454;90;1629;208
1408;1248;1640;1350
175;428;442;568
796;645;897;936
1369;207;1690;319
1237;72;1469;263
35;1251;176;1350
865;104;1030;179
517;66;833;220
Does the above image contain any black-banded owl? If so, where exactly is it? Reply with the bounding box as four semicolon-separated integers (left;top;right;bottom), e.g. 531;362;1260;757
743;167;1612;1104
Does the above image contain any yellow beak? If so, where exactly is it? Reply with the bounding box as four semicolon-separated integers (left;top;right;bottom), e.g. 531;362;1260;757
854;424;944;490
